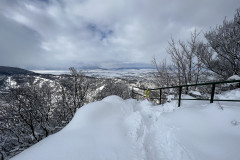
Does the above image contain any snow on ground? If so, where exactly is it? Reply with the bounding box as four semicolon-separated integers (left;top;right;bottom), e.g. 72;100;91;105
33;76;55;87
96;85;105;92
11;90;240;160
32;69;156;79
6;77;17;88
227;75;240;80
31;70;69;75
215;88;240;100
189;90;202;96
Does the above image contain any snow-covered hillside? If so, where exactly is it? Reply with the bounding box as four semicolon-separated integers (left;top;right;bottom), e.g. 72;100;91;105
11;90;240;160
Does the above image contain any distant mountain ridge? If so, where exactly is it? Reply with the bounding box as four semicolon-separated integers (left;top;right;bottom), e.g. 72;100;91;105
0;66;38;75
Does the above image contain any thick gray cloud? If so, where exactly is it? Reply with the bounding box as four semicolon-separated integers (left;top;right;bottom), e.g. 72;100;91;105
0;0;239;69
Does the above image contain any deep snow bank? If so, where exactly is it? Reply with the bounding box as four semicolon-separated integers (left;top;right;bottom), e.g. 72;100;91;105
11;94;240;160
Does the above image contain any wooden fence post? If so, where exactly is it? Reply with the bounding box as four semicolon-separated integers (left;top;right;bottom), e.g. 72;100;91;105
210;84;215;103
178;86;182;107
159;89;162;104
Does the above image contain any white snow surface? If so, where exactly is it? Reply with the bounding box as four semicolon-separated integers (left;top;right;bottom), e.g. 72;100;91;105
215;88;240;100
11;91;240;160
189;90;202;96
227;75;240;80
6;77;17;88
32;69;156;78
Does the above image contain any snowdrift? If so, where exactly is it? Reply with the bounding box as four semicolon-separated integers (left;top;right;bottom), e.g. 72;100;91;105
11;92;240;160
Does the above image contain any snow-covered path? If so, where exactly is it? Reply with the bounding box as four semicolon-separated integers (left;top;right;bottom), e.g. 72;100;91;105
11;91;240;160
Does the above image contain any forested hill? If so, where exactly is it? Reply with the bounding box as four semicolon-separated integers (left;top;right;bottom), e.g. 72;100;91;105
0;66;38;76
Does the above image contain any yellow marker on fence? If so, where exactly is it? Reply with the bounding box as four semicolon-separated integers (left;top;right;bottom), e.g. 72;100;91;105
145;89;150;101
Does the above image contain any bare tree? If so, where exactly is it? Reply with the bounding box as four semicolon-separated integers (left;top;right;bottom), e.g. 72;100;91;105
0;68;90;159
167;30;205;86
152;57;173;87
0;82;64;159
203;8;240;79
58;67;89;117
153;30;206;95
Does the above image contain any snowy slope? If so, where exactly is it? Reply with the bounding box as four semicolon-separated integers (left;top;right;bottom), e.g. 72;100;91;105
11;91;240;160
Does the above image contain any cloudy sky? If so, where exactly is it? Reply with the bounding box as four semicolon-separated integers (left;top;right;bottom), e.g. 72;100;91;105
0;0;239;69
